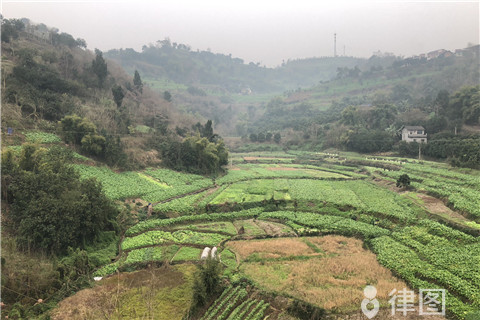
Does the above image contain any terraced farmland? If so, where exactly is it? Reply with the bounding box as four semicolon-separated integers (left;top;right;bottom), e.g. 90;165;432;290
87;151;480;319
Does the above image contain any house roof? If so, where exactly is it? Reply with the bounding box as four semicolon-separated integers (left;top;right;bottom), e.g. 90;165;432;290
402;126;425;130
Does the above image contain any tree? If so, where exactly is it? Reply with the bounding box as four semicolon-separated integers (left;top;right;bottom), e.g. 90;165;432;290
265;132;273;141
434;89;450;116
76;38;87;49
133;70;143;93
5;147;118;253
396;174;411;189
249;133;258;142
92;49;107;87
81;134;105;156
112;85;125;108
341;106;359;126
257;132;266;142
274;132;281;143
1;18;24;43
191;256;222;308
60;115;96;145
164;90;172;102
158;134;228;174
203;120;214;140
426;115;448;134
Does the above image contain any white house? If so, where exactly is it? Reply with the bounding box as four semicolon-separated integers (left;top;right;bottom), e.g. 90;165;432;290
401;126;427;143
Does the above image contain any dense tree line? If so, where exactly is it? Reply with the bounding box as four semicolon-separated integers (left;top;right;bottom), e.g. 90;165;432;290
60;115;128;168
149;120;228;174
1;146;119;253
398;134;480;169
1;18;25;43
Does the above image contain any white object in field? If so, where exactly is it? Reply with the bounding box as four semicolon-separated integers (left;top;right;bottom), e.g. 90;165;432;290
201;247;211;260
93;277;103;281
211;247;217;258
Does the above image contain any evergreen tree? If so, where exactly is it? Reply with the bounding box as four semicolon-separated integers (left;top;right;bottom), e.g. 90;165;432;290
133;70;143;93
112;85;125;108
92;49;107;87
164;90;172;102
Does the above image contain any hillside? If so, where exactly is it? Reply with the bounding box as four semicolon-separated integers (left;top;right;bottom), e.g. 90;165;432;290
105;42;366;93
106;40;479;141
4;149;479;319
251;49;480;133
2;17;480;320
1;19;201;169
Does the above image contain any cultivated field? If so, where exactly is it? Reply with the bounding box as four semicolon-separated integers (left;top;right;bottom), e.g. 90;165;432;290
74;151;480;319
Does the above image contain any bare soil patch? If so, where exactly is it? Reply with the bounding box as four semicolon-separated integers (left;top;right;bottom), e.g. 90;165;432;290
254;220;296;237
235;235;411;313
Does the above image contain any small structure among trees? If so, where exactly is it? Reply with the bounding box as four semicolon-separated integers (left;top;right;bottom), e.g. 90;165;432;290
400;126;427;143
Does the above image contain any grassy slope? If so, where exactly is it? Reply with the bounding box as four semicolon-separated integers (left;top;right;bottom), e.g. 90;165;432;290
51;264;196;320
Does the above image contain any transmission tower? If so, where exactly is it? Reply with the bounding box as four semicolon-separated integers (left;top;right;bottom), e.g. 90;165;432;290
334;33;337;57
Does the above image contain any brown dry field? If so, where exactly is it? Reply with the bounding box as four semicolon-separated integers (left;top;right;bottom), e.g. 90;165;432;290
235;235;413;313
50;264;195;320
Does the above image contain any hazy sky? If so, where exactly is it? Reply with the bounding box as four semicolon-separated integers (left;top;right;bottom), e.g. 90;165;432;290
2;0;479;66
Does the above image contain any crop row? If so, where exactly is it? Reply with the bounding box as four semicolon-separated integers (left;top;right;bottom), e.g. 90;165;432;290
124;245;180;264
200;285;265;320
416;219;477;243
24;131;62;144
153;190;209;215
231;152;297;159
73;165;218;202
201;286;239;320
73;164;164;200
142;178;213;203
226;298;256;320
243;300;269;320
144;167;212;185
197;185;230;208
172;246;202;261
380;164;480;218
403;163;480;188
122;230;229;251
215;288;248;320
176;222;238;236
93;245;203;277
259;211;389;239
371;236;479;319
125;208;264;236
391;226;480;288
209;179;415;221
215;164;351;185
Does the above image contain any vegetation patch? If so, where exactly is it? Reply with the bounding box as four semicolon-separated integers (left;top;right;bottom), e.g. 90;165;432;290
51;264;196;320
175;221;238;236
235;236;410;313
172;246;202;262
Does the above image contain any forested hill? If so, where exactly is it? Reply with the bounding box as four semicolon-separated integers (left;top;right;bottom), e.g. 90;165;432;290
249;48;480;134
1;18;221;170
105;40;365;93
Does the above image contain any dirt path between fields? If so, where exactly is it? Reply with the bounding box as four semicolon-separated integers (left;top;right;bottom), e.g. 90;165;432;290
371;177;479;234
